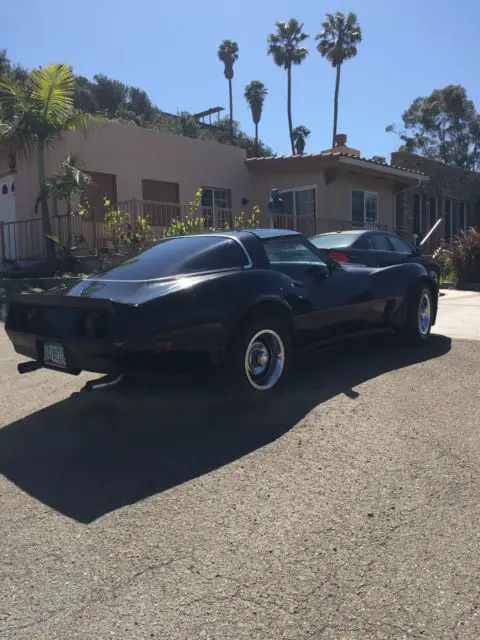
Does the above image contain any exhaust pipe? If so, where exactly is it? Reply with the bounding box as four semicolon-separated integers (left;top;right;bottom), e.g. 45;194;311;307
18;361;44;375
84;374;124;392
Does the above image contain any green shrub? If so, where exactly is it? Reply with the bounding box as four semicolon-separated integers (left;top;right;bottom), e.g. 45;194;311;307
163;189;261;238
449;227;480;284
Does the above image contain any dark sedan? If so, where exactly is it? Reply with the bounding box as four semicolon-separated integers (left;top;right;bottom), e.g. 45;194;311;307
6;229;438;396
309;230;440;286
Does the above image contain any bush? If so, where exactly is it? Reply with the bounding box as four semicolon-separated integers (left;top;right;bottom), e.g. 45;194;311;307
447;227;480;284
163;188;261;238
433;247;456;283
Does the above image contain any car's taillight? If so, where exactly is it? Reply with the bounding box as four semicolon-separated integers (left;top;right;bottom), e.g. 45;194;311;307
328;250;349;263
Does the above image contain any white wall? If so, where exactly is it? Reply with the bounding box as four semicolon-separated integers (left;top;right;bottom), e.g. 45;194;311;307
0;173;17;259
0;173;16;223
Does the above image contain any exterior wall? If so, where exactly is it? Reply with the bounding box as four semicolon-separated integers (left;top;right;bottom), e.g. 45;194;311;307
13;121;252;221
391;151;480;239
250;162;398;231
323;169;396;231
251;169;323;227
0;174;16;223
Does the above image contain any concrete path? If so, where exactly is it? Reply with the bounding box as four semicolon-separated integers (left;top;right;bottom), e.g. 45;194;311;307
434;289;480;341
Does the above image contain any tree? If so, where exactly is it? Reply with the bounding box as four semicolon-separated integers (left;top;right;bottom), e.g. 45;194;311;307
292;125;310;154
44;153;92;264
0;49;10;77
91;74;128;117
371;155;387;164
267;19;309;155
217;40;239;141
244;81;268;156
316;11;362;147
0;63;94;262
386;85;480;170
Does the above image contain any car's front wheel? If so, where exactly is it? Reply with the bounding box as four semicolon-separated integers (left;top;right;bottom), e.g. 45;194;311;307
427;268;439;288
226;314;292;396
400;285;433;344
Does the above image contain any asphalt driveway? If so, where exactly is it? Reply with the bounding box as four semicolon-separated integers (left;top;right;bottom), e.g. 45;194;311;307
0;308;480;638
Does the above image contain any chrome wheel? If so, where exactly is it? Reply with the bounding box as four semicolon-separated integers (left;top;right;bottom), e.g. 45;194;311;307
418;290;432;336
244;330;285;391
428;269;439;286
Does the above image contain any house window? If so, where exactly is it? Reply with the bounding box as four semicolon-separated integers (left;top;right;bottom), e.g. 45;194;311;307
351;190;378;225
444;198;452;241
413;193;428;236
279;187;316;217
201;187;231;209
429;197;437;227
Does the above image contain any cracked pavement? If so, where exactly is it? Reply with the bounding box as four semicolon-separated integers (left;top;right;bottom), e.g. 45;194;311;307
0;321;480;639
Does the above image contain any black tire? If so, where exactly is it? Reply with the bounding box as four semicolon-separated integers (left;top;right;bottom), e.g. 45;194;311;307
223;313;292;397
399;284;433;345
427;268;439;289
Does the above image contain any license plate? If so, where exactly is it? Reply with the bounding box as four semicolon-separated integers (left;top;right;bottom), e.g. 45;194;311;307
44;342;67;368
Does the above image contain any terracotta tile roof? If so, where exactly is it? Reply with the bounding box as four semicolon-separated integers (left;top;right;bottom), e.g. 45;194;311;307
246;151;426;177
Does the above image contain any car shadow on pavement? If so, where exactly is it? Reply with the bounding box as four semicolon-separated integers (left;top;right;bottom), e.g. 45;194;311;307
0;334;451;524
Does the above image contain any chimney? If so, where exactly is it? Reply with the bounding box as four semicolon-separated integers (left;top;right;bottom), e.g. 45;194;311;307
321;132;361;157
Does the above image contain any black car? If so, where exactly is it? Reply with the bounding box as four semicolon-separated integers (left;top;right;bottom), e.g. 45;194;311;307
6;229;438;395
309;230;440;286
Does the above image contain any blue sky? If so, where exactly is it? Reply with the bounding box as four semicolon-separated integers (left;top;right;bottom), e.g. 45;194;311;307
4;0;480;160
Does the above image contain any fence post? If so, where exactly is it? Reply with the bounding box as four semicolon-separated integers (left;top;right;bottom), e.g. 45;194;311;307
131;198;137;231
92;211;98;250
0;222;5;260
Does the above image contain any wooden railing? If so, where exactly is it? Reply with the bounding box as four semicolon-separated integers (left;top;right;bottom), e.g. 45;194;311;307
270;214;388;238
0;199;238;261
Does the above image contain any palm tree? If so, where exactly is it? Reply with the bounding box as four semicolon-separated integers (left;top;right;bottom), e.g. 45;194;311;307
292;125;310;155
0;63;94;262
267;19;309;156
316;11;362;147
217;40;239;141
244;81;268;156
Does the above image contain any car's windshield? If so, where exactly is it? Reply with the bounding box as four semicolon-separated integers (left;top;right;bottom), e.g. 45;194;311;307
262;236;328;265
90;235;248;281
310;233;361;249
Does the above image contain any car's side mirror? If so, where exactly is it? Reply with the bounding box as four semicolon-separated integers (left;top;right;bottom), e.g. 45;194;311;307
411;247;422;257
305;263;330;280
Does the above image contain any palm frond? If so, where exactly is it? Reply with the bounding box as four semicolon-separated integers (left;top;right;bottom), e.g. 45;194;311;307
29;63;76;123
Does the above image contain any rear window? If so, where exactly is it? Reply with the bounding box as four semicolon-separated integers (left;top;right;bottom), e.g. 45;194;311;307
310;233;361;249
91;235;248;281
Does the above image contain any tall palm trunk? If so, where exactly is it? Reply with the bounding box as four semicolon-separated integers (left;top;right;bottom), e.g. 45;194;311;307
65;198;74;268
287;65;295;155
37;145;55;264
332;64;342;147
228;78;233;142
255;122;259;156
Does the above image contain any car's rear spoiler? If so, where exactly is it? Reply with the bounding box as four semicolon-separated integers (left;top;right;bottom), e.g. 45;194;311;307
10;292;115;312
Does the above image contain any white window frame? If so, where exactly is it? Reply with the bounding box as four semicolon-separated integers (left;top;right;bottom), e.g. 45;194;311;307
201;186;231;210
278;185;317;224
351;189;379;225
443;198;466;240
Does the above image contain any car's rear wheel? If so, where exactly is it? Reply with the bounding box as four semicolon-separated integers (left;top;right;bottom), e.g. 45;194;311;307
400;285;433;344
225;314;292;396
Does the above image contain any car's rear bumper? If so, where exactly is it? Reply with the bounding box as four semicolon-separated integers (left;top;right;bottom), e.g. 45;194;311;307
6;324;224;376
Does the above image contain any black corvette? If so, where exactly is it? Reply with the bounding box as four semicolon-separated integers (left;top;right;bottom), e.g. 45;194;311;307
6;229;438;394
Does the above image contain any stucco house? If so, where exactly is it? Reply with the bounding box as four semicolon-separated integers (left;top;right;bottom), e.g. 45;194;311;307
2;122;474;261
247;134;429;238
